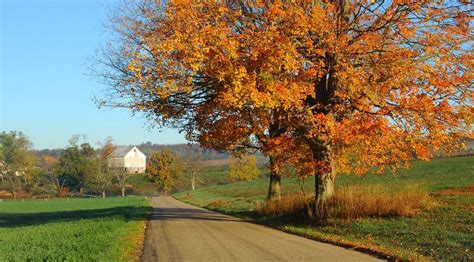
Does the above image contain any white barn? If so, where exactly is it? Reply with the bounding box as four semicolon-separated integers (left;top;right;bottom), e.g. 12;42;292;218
108;146;146;174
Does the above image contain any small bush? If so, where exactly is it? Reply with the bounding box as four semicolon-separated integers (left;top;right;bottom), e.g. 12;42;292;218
256;184;435;221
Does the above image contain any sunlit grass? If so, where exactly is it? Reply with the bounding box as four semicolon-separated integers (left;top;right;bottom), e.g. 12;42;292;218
0;197;150;261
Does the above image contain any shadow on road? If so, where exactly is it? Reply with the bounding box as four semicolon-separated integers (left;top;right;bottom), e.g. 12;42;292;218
149;207;241;222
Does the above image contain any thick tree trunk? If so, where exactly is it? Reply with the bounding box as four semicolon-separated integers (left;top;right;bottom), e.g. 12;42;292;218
312;140;335;221
314;171;335;220
268;173;281;200
267;157;281;200
102;190;106;198
267;116;283;200
121;186;125;197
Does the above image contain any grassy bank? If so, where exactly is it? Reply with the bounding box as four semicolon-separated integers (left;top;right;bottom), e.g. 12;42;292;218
175;156;474;261
0;197;150;261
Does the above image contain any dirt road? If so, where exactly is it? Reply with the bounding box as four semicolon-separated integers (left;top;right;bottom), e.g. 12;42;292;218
141;196;382;262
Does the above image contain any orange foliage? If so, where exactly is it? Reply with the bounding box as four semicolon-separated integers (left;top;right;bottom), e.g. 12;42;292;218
99;1;473;180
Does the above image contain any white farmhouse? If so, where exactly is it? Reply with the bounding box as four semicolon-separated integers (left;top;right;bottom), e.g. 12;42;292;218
108;146;146;174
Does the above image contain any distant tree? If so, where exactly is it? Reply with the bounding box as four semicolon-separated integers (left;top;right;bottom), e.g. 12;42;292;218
88;157;114;198
229;155;260;182
0;131;35;198
57;136;95;193
40;154;59;170
182;151;203;191
105;139;134;197
21;153;40;189
147;149;183;195
87;138;116;198
114;168;133;197
100;136;115;157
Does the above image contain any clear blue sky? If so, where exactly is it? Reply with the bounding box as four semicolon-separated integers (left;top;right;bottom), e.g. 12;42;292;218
1;0;187;149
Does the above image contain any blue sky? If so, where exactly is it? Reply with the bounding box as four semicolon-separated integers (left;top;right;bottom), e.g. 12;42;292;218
1;0;187;149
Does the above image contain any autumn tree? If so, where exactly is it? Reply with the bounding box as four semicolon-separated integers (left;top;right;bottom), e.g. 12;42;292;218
97;1;472;218
95;0;297;199
147;149;183;194
182;151;203;191
229;155;260;182
254;1;473;219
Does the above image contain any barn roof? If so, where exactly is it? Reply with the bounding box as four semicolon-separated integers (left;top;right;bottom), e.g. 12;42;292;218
110;146;135;158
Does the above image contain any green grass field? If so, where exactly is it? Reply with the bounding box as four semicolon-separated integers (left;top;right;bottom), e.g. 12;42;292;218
175;156;474;261
0;197;150;261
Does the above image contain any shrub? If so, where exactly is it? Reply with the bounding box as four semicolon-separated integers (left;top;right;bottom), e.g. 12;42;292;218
256;184;435;222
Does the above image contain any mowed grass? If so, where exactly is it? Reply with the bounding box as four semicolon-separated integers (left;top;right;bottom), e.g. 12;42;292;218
175;156;474;261
0;197;150;261
175;163;268;192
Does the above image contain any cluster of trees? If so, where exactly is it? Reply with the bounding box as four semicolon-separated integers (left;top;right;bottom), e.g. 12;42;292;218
145;149;262;193
0;131;219;198
97;1;472;220
0;132;134;198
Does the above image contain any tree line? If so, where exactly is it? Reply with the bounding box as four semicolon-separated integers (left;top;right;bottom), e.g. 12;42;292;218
0;131;262;198
0;132;130;198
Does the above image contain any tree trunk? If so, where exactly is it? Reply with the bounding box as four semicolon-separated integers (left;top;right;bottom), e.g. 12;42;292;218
267;157;281;200
268;173;281;200
191;173;195;191
312;141;335;222
102;190;106;198
121;186;125;197
314;171;335;220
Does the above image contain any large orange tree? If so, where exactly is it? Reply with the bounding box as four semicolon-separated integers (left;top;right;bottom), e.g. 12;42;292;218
97;1;472;215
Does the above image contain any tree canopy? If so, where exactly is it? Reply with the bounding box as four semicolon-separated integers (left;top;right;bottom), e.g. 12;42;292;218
97;0;473;216
147;149;183;194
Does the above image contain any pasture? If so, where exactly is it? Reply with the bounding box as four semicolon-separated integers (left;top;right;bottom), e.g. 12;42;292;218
0;197;150;261
175;156;474;260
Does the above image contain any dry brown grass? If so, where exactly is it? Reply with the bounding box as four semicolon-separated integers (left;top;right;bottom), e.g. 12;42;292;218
256;194;308;217
207;199;229;208
257;184;435;221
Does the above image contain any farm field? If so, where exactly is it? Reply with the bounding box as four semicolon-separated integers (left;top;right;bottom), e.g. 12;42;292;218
175;156;474;261
0;197;150;261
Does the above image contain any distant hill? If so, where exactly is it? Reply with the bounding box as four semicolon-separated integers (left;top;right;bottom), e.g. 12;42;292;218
35;143;230;161
134;142;229;160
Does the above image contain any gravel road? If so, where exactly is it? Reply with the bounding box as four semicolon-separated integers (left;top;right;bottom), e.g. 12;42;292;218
141;196;382;262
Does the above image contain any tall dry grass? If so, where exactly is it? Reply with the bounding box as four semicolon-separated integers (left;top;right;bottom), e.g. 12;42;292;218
256;184;435;222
